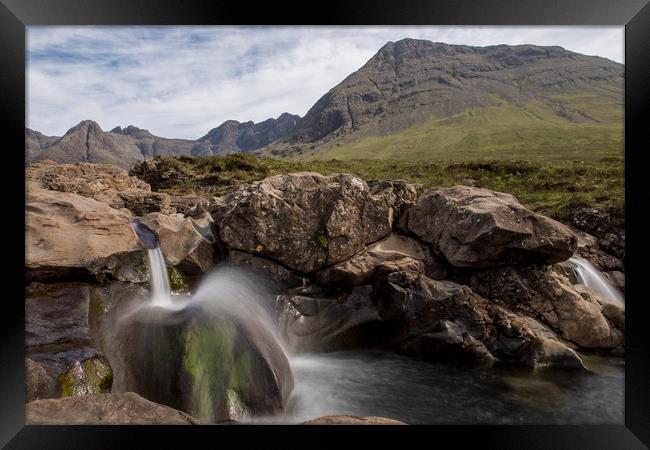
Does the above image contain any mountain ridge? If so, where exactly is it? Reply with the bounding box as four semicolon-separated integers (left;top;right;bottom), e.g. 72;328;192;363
26;38;624;167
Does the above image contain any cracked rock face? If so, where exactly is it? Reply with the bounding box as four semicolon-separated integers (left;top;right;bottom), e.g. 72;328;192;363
211;172;395;273
404;186;577;268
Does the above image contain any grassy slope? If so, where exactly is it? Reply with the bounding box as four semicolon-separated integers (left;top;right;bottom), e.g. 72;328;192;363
135;154;624;230
303;99;623;162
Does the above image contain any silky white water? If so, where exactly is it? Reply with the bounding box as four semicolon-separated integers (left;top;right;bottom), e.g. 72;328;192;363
563;256;624;306
146;247;173;307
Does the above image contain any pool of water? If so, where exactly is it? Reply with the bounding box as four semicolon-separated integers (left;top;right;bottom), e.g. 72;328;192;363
247;350;624;425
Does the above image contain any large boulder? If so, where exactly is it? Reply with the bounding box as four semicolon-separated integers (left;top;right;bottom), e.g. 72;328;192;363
211;173;394;273
26;187;147;283
26;392;206;425
404;186;577;268
26;161;173;216
138;212;216;277
316;233;446;288
460;265;623;350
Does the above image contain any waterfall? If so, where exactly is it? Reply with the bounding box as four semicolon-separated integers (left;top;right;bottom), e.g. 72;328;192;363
560;256;624;306
146;246;172;307
130;220;173;307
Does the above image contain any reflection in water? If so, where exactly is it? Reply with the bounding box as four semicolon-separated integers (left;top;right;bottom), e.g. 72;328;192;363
247;350;624;424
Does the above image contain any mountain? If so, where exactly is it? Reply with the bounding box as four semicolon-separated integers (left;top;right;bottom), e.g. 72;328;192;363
198;113;300;154
26;113;300;169
261;38;624;160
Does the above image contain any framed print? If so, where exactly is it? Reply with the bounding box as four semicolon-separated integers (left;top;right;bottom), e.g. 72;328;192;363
1;0;649;448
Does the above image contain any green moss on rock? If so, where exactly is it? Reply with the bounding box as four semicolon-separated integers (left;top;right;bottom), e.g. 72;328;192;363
59;356;113;397
168;267;189;291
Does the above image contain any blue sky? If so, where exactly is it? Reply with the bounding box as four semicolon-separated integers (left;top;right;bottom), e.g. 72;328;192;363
27;26;624;139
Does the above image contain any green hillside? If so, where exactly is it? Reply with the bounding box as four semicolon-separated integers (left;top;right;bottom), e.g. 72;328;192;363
305;99;623;162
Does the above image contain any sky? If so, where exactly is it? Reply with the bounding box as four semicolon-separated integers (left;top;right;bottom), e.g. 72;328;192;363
27;26;624;140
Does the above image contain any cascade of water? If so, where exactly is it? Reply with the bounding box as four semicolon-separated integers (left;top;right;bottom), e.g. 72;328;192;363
130;220;173;307
561;256;624;306
146;246;173;307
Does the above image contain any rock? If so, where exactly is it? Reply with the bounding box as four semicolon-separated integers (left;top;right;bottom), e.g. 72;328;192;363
569;206;611;238
604;270;625;293
59;354;113;397
514;337;587;370
98;301;294;423
404;186;577;268
229;250;303;288
373;270;586;368
138;212;215;276
170;194;214;218
26;283;93;350
599;233;625;260
26;161;174;215
26;392;206;425
211;173;393;273
373;270;495;361
26;358;57;402
275;286;387;352
572;284;625;333
26;187;147;283
316;233;445;289
461;265;622;350
302;415;407;425
367;180;418;228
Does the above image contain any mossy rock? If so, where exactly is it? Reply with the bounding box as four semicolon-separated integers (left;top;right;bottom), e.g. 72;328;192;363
168;267;189;291
59;355;113;397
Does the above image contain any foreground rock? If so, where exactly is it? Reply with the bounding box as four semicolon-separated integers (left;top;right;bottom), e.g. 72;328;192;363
404;186;577;268
26;392;206;424
96;299;294;423
302;415;407;425
26;187;146;283
212;173;397;273
27;161;173;215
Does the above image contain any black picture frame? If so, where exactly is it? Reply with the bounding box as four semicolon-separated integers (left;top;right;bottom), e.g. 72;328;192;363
2;0;649;448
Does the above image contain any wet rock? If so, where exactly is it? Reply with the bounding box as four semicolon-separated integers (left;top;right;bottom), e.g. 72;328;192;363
59;354;113;397
514;337;587;370
26;392;206;425
316;233;446;288
302;415;407;425
373;270;495;361
26;161;174;215
211;172;394;273
26;187;147;283
26;358;57;402
275;286;387;352
404;186;577;268
99;302;294;423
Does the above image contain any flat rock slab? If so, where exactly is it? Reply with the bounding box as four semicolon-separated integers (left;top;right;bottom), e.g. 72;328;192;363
26;392;206;425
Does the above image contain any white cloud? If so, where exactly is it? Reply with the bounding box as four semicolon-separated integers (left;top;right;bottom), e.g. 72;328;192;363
27;26;624;139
